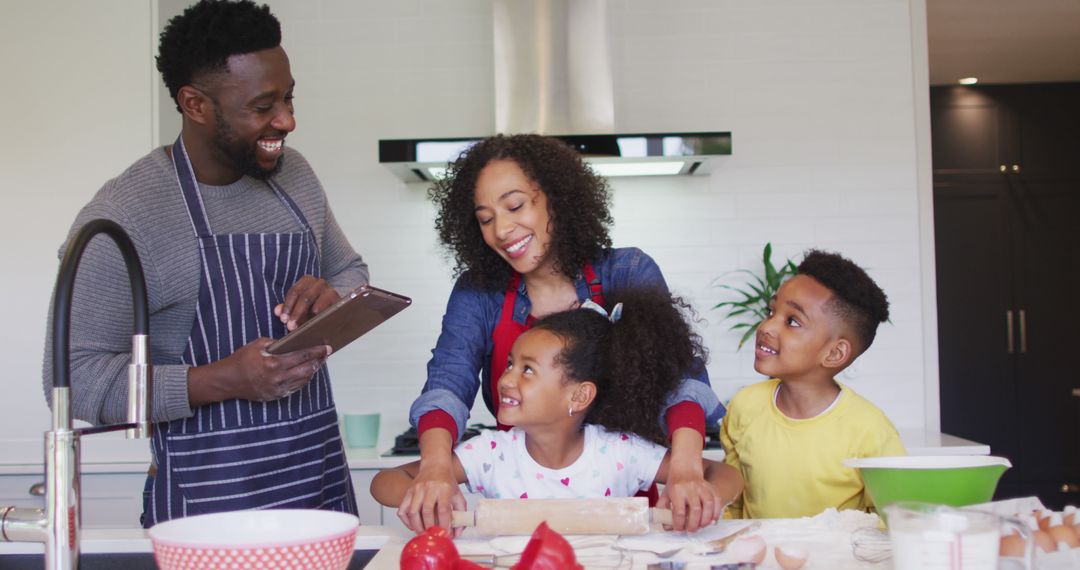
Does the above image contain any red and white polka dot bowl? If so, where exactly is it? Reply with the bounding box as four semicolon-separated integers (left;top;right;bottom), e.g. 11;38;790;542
148;509;359;570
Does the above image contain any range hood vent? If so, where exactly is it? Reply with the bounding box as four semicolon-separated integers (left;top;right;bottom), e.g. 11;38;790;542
378;0;731;182
380;132;732;182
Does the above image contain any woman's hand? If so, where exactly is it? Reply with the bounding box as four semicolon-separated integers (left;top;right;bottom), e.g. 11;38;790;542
656;427;722;532
397;428;467;536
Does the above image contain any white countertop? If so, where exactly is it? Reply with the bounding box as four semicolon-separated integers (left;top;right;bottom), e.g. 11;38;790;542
0;427;989;476
361;510;891;570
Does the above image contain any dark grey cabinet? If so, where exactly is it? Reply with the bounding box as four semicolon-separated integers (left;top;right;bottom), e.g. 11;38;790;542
933;83;1080;510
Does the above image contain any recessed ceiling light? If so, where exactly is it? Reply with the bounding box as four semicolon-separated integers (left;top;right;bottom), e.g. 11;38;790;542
958;77;978;85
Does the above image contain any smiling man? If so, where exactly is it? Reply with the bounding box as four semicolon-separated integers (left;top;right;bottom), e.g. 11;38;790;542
42;0;369;526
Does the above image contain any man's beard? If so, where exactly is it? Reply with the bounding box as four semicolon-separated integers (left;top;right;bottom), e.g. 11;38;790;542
210;108;284;180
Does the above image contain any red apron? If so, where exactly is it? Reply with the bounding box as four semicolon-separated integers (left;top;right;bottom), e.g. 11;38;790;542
489;264;603;430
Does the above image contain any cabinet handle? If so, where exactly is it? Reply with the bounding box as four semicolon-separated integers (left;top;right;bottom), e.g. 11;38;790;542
1063;483;1080;494
999;165;1007;173
1006;310;1014;354
29;482;45;497
1011;164;1021;173
1019;309;1027;353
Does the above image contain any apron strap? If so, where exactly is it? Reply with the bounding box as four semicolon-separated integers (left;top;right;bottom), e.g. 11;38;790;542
171;134;214;239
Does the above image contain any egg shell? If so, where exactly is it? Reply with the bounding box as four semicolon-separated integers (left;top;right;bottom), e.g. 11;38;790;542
1063;506;1078;526
1036;510;1054;531
1033;530;1058;553
1000;533;1027;558
728;535;767;564
1047;525;1079;548
775;545;809;570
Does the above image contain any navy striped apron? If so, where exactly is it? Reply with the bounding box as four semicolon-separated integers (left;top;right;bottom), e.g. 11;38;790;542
142;136;356;526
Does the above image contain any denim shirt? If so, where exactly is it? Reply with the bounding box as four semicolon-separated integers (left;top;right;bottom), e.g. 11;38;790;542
409;247;725;439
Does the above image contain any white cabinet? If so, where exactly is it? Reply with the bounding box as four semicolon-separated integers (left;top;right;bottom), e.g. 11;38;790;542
82;473;147;528
0;474;44;511
350;469;382;526
0;472;147;528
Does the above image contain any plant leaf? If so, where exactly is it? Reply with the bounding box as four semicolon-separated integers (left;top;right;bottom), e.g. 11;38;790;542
737;322;761;350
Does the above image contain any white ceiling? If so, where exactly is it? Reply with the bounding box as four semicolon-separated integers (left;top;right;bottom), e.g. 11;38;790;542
928;0;1080;85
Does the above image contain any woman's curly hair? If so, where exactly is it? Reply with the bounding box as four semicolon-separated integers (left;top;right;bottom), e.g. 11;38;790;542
531;289;707;445
428;134;614;290
157;0;281;113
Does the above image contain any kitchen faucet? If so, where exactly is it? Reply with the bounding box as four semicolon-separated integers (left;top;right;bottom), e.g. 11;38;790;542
1;219;152;570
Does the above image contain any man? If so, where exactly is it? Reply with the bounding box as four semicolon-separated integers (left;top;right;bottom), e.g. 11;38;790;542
42;0;368;526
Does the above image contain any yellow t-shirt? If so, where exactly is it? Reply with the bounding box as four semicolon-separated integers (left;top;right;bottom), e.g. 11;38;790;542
720;379;905;519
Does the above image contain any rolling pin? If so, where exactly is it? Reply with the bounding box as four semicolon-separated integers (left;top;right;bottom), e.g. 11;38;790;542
450;498;673;535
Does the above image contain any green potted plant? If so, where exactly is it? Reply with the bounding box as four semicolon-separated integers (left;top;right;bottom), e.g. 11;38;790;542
713;243;798;350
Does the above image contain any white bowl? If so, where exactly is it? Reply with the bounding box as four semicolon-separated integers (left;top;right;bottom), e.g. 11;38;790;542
149;509;359;570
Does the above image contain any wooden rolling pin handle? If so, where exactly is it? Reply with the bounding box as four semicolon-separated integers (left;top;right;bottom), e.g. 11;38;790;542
451;510;476;528
651;508;673;526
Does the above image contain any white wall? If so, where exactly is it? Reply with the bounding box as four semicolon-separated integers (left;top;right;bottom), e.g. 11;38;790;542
0;0;936;462
0;1;157;456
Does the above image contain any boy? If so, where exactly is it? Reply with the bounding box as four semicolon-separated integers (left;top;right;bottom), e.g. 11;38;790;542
720;250;904;518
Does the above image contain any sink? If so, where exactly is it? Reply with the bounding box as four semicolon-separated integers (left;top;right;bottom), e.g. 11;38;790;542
0;550;378;569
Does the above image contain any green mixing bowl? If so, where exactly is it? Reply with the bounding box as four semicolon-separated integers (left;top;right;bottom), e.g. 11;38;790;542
844;455;1012;515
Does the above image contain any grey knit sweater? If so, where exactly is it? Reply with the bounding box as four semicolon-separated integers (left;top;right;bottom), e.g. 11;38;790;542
42;146;369;425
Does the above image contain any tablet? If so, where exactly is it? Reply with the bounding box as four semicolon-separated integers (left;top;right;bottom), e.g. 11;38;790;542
266;284;412;355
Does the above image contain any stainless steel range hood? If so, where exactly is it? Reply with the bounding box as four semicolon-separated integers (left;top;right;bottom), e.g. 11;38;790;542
378;0;731;182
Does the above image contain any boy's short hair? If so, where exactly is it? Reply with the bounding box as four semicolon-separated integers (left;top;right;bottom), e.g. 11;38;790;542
796;250;889;353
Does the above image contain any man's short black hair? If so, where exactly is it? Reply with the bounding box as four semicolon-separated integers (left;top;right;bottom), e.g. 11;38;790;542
797;249;890;352
157;0;281;112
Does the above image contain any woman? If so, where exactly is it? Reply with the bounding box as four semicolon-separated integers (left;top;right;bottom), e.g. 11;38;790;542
402;134;724;534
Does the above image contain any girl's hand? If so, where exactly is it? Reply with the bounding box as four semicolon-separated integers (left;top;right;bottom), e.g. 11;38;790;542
397;459;467;536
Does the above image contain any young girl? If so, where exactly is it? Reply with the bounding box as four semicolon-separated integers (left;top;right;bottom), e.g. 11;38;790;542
372;290;743;531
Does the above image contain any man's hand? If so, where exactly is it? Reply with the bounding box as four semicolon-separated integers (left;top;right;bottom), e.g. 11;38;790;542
274;275;340;331
188;338;331;406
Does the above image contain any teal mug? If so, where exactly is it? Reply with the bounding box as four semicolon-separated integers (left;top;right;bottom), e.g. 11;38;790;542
341;412;380;448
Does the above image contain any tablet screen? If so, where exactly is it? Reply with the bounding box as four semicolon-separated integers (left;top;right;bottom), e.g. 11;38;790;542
265;285;411;355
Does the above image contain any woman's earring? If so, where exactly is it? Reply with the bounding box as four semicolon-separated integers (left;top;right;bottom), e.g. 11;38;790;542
568;406;574;417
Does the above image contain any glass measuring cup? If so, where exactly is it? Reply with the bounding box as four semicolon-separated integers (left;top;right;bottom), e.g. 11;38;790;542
885;502;1033;570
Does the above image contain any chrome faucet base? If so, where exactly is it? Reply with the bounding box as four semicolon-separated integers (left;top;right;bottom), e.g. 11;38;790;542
2;219;152;570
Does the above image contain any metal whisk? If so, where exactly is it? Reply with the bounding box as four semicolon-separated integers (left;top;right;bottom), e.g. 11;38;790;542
851;526;892;563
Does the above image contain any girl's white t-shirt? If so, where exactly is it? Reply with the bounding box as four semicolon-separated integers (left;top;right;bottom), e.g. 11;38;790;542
455;424;666;499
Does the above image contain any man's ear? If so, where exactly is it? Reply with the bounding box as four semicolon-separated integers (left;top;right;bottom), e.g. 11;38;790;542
822;338;854;371
570;381;598;414
176;85;213;125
